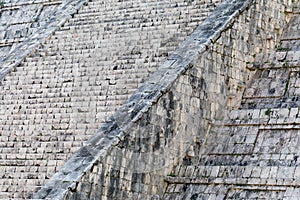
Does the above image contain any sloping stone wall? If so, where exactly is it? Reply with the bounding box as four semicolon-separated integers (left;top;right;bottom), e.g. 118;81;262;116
0;0;88;79
34;0;294;199
0;0;224;199
164;1;299;200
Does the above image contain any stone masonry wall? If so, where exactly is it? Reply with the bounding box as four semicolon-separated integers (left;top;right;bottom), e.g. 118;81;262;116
0;0;224;199
164;2;299;199
0;0;89;78
34;0;294;199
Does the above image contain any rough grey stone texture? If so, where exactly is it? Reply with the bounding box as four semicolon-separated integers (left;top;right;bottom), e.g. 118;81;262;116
0;0;296;199
33;0;276;199
0;0;224;199
0;0;88;80
164;1;300;200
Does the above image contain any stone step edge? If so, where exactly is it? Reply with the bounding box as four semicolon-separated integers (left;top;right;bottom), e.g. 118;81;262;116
164;176;300;188
0;0;62;11
33;0;255;199
0;38;26;47
246;50;300;70
247;62;300;70
220;120;300;127
0;0;89;80
253;60;300;69
226;108;298;119
281;37;300;41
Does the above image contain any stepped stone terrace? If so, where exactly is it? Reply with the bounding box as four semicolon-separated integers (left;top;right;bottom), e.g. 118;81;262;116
0;0;299;199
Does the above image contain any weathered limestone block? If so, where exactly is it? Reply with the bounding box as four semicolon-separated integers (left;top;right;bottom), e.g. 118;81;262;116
1;0;226;199
164;2;300;200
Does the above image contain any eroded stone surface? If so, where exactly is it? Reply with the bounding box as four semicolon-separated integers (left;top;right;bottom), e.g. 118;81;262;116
0;0;89;80
0;0;224;199
0;0;298;199
164;4;300;200
33;0;295;199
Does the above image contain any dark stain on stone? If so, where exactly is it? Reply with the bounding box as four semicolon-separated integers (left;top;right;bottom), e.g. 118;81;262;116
153;132;160;151
130;102;147;119
108;169;120;198
183;156;192;166
191;193;199;200
183;184;188;192
77;147;92;157
269;88;276;94
168;91;175;110
189;76;206;97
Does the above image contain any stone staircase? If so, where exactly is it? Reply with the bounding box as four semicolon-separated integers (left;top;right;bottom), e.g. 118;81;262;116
163;8;300;200
0;0;63;61
0;0;224;199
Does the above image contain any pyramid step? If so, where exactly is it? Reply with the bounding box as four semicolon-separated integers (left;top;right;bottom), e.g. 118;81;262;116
280;39;300;51
281;14;300;41
248;50;300;69
241;96;300;109
165;161;300;188
165;176;300;187
226;108;299;125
